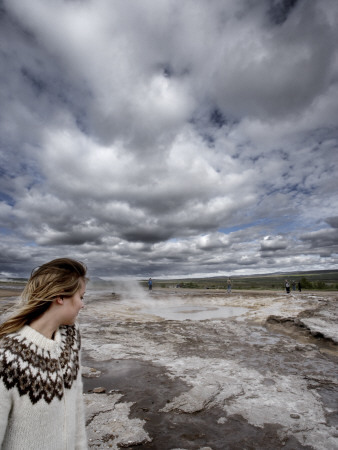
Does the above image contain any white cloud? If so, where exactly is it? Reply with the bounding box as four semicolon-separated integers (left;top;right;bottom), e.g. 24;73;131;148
1;0;338;277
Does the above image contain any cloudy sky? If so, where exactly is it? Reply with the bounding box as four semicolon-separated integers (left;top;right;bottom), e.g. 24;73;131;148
1;0;338;279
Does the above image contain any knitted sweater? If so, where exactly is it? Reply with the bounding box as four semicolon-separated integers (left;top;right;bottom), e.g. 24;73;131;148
0;324;87;450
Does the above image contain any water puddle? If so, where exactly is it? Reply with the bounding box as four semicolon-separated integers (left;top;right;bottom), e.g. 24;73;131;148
139;304;249;321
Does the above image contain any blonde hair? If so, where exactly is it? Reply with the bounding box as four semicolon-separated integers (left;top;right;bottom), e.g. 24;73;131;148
0;258;87;338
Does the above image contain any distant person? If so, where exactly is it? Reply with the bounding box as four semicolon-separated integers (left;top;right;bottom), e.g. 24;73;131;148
298;281;302;292
148;278;153;291
292;280;296;291
227;278;231;293
0;258;88;449
285;279;290;294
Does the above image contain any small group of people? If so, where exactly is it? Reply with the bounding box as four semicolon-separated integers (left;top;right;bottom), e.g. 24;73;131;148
0;258;88;449
285;279;302;293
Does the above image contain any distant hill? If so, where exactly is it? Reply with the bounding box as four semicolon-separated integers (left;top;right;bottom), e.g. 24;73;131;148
152;270;338;291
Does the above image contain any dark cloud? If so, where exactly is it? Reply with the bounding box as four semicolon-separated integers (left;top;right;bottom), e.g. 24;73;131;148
121;228;174;244
300;228;338;252
268;0;299;25
326;216;338;229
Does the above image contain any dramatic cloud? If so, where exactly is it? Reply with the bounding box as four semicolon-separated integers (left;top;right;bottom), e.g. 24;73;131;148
1;0;338;278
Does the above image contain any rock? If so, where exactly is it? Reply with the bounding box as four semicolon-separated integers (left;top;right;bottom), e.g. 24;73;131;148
82;366;102;378
290;413;301;419
160;384;220;414
84;393;151;448
217;417;227;424
93;387;106;393
108;389;120;395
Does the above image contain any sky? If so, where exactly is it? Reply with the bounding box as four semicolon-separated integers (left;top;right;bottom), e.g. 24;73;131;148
1;0;338;279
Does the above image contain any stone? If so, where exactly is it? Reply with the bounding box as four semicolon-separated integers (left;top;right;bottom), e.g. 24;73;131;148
82;366;102;378
93;387;106;393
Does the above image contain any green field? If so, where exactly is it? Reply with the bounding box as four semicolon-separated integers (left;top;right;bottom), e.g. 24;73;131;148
145;270;338;291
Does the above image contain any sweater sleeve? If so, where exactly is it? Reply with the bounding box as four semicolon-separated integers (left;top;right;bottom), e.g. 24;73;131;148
73;323;87;449
0;379;12;447
75;365;88;450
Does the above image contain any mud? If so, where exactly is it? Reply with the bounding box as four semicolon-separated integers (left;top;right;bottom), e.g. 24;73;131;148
1;287;338;449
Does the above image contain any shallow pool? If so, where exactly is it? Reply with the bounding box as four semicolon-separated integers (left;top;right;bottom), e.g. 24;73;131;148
139;304;249;321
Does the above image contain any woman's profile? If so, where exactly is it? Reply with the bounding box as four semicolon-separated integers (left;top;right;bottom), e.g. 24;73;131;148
0;258;88;449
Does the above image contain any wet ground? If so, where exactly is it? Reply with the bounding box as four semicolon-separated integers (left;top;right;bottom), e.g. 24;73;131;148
79;287;338;450
1;286;338;449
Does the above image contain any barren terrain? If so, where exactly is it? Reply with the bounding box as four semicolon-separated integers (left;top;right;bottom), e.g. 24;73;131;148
1;286;338;449
79;286;338;450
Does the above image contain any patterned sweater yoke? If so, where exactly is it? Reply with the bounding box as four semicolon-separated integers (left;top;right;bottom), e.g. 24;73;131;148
0;324;87;450
0;324;80;404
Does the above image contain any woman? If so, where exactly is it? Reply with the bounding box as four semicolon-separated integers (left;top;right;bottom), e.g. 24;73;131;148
0;258;88;449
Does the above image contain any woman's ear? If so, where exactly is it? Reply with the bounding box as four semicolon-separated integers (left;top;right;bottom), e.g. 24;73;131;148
56;296;64;305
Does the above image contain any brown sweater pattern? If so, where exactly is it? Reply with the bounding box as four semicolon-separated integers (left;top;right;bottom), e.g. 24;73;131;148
0;324;80;405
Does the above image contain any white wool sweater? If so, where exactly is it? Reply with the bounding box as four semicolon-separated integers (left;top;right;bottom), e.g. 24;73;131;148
0;324;87;450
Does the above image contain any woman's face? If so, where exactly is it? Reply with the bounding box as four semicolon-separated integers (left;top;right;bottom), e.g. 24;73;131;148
61;278;86;325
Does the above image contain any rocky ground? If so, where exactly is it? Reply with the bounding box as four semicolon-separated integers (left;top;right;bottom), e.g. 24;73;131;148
79;287;338;450
1;286;338;449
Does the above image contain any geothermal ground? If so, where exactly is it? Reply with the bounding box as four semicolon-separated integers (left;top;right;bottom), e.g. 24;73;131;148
1;286;338;449
79;285;338;450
